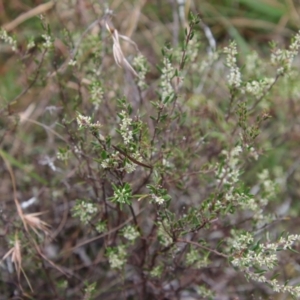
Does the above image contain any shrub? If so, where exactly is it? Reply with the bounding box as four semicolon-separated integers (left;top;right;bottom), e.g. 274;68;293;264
1;4;300;300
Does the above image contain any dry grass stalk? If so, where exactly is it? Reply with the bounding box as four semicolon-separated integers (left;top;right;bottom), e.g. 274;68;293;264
2;236;22;279
1;235;33;291
105;20;139;77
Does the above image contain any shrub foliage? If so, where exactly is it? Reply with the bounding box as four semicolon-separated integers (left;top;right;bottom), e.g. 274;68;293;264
1;3;300;300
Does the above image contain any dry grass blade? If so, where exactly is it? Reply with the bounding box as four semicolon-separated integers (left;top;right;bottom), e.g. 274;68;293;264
14;200;51;236
1;235;33;291
2;238;21;281
22;211;51;235
105;21;139;77
11;238;22;279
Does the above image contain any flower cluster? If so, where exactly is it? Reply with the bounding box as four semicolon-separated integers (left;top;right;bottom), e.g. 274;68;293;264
107;245;127;270
123;150;143;173
199;51;219;73
83;282;96;300
247;169;277;226
77;113;102;133
89;81;104;110
185;32;200;69
244;51;262;76
101;149;142;174
0;29;17;52
111;183;132;207
271;31;300;75
26;37;36;50
212;146;262;213
133;54;149;89
122;225;140;241
101;152;119;170
249;275;300;298
148;185;171;205
119;110;133;145
228;230;253;251
151;194;165;205
217;145;243;186
244;77;274;99
160;55;175;103
95;221;106;233
77;113;92;128
68;59;77;66
56;147;71;161
258;169;276;198
41;34;53;49
223;41;242;88
72;199;98;224
228;231;300;297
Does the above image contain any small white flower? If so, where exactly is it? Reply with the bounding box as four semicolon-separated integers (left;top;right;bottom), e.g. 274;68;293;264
41;34;52;49
152;194;165;205
68;59;77;66
77;113;91;128
27;40;35;50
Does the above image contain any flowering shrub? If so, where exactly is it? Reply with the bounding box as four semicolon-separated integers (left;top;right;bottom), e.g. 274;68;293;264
1;4;300;300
